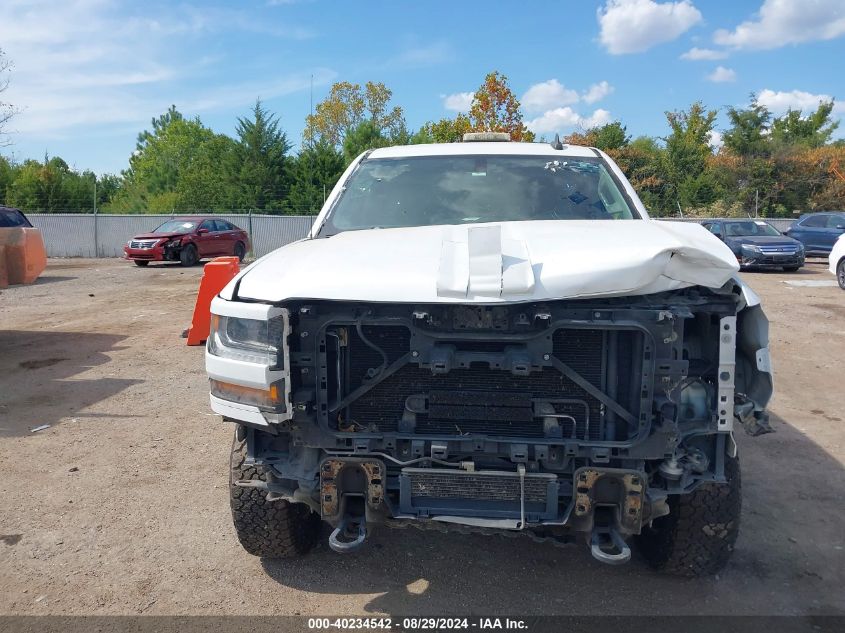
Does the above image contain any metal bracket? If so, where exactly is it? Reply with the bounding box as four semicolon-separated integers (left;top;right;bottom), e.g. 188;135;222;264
573;467;645;533
320;458;384;518
717;315;737;431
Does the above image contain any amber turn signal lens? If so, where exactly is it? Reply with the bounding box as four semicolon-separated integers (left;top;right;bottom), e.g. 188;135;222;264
210;379;286;410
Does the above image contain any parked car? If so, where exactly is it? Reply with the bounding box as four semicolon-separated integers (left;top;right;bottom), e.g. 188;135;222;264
123;216;249;267
829;234;845;290
206;135;773;576
0;206;35;229
702;219;804;271
784;211;845;256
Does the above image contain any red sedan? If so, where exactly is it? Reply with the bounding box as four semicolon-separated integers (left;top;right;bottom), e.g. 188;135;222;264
124;216;250;267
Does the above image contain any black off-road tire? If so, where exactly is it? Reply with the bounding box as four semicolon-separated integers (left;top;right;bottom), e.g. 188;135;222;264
180;244;198;267
229;429;321;558
233;241;246;262
837;259;845;290
637;454;741;577
133;260;149;267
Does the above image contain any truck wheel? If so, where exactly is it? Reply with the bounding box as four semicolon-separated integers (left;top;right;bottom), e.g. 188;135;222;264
133;260;149;267
180;244;198;267
637;454;741;577
229;429;321;558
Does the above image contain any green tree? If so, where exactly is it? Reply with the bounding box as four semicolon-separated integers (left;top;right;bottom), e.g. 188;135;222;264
175;135;241;211
770;101;839;148
110;107;217;212
95;174;122;209
284;141;345;214
663;102;720;212
413;114;472;144
723;95;771;157
468;71;534;142
592;122;630;151
0;155;15;203
305;81;405;147
234;99;291;210
5;160;42;210
342;120;391;163
614;136;667;213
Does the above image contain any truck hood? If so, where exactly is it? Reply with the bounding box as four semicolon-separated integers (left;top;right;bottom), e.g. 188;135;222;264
230;220;740;304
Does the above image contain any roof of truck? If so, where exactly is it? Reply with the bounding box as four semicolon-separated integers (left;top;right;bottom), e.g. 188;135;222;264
368;141;601;160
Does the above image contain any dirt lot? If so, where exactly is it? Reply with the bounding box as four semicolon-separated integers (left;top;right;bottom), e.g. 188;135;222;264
0;258;843;616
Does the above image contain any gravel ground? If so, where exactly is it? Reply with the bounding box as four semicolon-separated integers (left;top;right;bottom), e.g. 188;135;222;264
0;258;843;616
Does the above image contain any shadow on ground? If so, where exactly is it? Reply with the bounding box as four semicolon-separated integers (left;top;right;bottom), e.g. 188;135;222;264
257;411;844;616
0;330;143;436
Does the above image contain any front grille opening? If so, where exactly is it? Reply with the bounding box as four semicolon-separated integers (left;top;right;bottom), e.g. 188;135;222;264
330;324;644;441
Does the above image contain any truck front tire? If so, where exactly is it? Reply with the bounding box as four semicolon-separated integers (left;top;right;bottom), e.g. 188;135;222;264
229;429;322;558
637;454;741;577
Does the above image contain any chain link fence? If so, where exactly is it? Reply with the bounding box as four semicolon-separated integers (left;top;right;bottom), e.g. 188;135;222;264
25;213;797;259
26;213;316;258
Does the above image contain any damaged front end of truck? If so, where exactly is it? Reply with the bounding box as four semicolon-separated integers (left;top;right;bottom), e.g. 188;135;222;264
209;275;771;570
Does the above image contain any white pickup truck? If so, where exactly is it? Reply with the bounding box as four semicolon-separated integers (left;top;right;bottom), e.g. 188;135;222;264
205;134;773;576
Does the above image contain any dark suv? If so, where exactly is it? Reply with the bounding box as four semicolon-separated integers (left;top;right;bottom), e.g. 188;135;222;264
784;212;845;256
0;206;34;228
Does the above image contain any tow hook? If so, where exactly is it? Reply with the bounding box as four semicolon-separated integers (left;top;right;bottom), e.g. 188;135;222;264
589;525;631;565
328;495;368;553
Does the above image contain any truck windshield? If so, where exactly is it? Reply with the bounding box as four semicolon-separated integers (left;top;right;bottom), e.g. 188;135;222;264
322;155;639;233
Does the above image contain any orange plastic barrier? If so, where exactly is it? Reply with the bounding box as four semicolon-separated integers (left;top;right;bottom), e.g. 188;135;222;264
0;227;48;288
185;256;240;346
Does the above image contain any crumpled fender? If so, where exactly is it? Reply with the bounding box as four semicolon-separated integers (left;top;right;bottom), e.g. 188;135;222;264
732;275;773;433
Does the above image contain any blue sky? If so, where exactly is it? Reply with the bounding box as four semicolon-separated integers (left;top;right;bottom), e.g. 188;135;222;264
1;0;844;175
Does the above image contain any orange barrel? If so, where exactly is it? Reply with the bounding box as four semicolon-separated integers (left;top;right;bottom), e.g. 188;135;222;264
0;227;47;288
185;256;241;345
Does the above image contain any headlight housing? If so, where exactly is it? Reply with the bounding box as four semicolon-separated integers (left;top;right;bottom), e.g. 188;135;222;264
741;244;762;255
207;313;287;366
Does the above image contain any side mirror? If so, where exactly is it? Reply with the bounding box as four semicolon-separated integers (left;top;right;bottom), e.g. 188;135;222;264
197;228;209;235
712;232;722;239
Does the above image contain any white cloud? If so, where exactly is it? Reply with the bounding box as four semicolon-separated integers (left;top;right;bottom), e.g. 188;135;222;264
520;79;614;116
715;0;845;50
708;130;723;149
521;79;580;113
581;81;615;104
680;47;728;60
0;0;324;140
442;92;474;112
519;79;614;135
706;66;737;83
756;89;842;114
526;108;612;135
597;0;703;54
